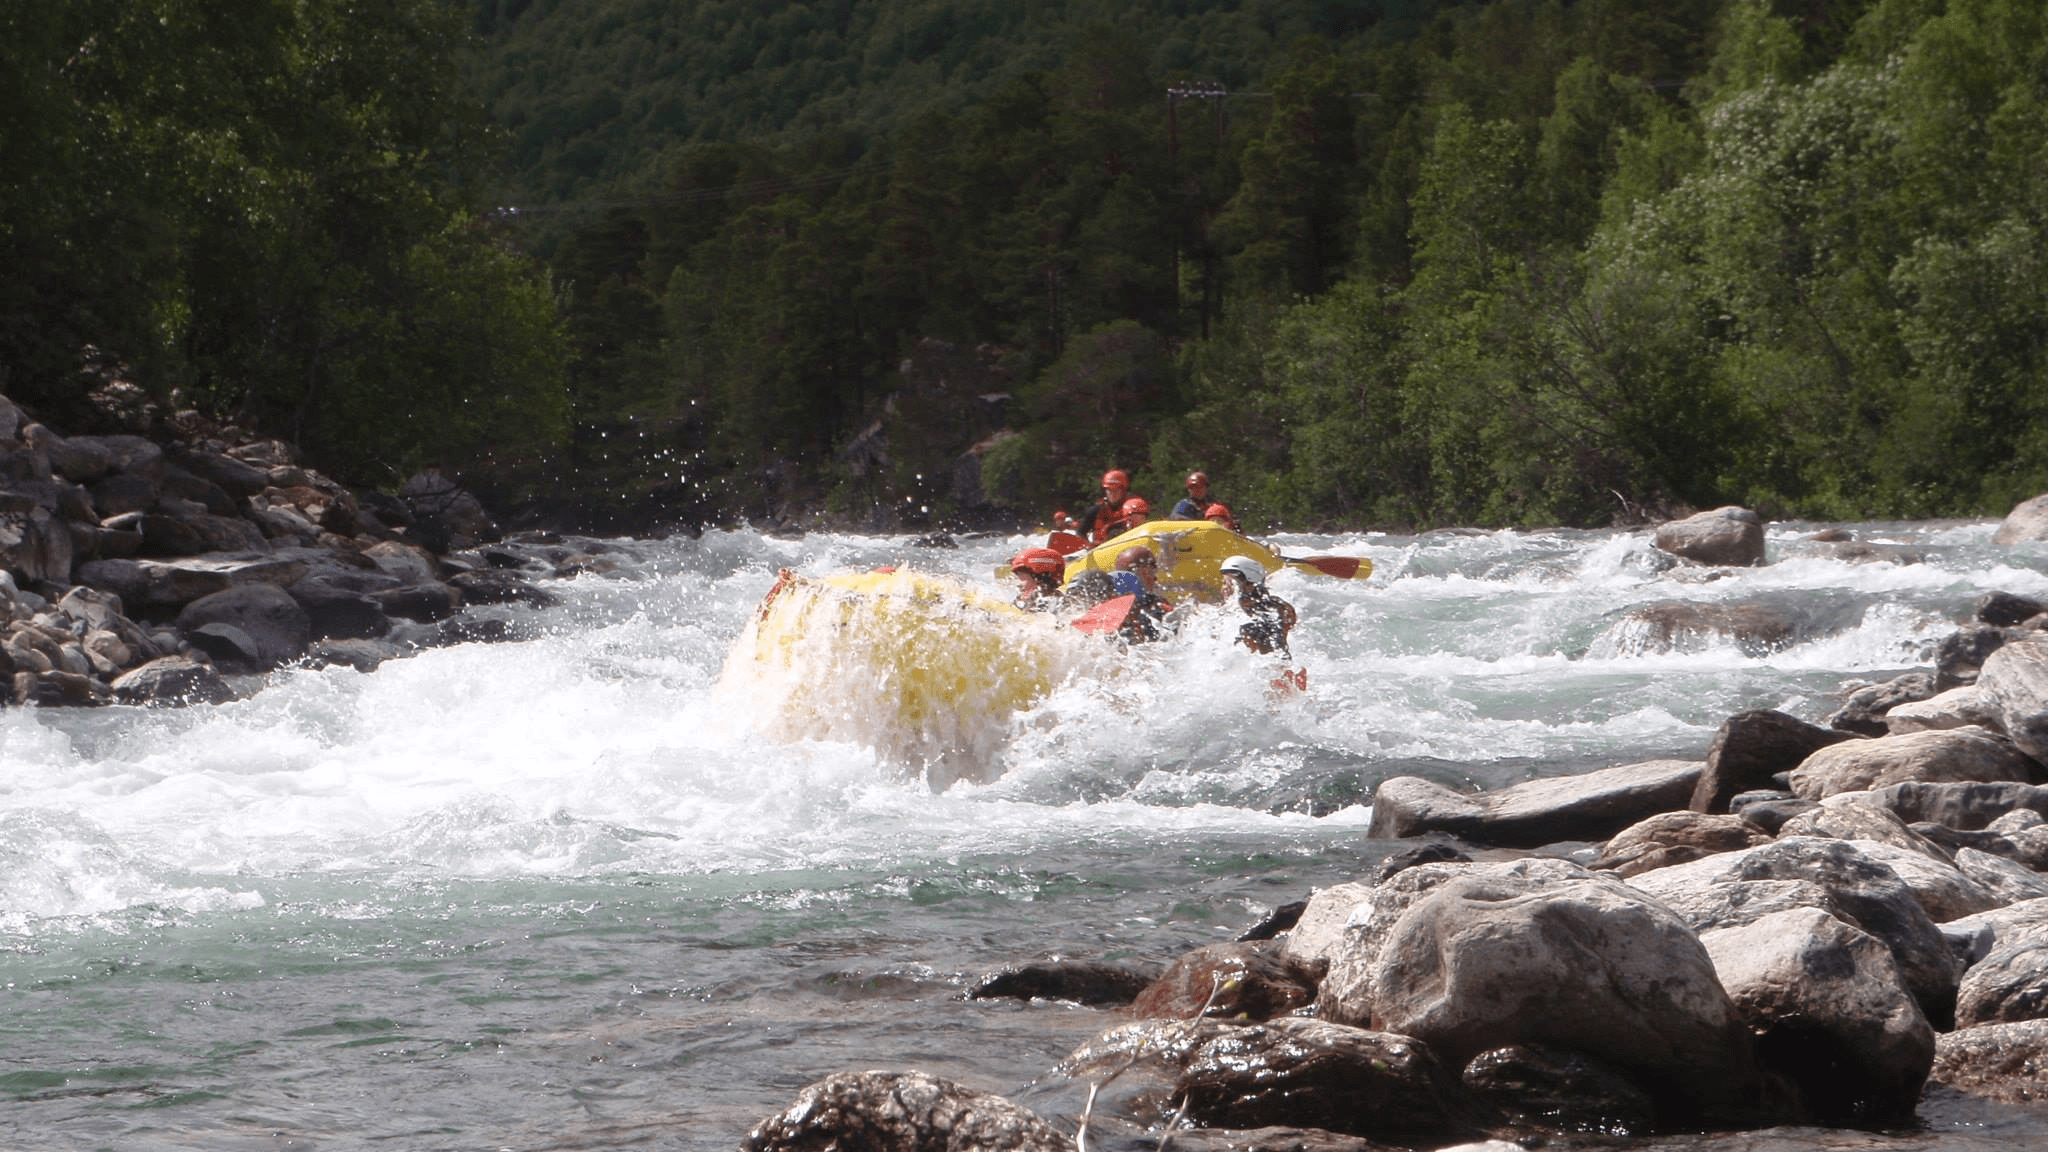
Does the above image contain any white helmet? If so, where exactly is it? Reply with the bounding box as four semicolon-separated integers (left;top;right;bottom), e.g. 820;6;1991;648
1219;555;1266;586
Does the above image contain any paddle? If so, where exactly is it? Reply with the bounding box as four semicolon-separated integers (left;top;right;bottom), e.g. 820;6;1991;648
1048;531;1090;555
1071;594;1136;636
1281;554;1373;580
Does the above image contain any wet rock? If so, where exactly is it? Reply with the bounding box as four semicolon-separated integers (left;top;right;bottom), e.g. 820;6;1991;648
1887;686;2003;734
175;583;310;669
184;622;262;671
1592;601;1800;658
376;582;460;623
1311;860;1481;1027
363;540;439;585
1129;941;1319;1022
15;669;110;706
1176;1018;1463;1142
1625;837;1961;1028
287;576;392;641
1979;635;2048;764
399;471;496;551
1367;760;1699;847
1992;494;2048;545
1278;883;1371;973
110;655;235;706
1236;900;1306;942
1939;626;2011;690
1787;728;2037;801
1932;1019;2048;1103
78;553;308;610
1979;591;2048;628
1057;1018;1239;1079
1652;506;1765;566
1367;860;1763;1125
1828;672;1939;737
1730;791;1817;834
1460;1043;1656;1136
0;504;74;585
1700;907;1932;1123
1692;710;1858;813
1373;841;1471;882
968;961;1158;1007
447;569;558;608
302;638;403;672
741;1070;1067;1152
1957;920;2048;1028
1590;811;1771;878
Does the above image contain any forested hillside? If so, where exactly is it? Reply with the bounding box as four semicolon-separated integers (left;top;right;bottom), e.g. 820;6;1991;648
485;0;2048;533
7;2;2043;535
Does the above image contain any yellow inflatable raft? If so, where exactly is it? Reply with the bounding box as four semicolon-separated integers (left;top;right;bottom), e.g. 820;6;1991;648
722;566;1103;787
1062;520;1370;603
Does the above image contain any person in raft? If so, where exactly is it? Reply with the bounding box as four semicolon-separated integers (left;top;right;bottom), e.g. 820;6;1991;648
1170;471;1222;520
1079;469;1146;544
1111;545;1178;643
1219;555;1297;657
1203;503;1239;532
1116;496;1151;534
1009;547;1066;611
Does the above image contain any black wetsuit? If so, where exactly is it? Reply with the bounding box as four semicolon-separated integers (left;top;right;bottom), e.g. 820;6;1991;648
1170;492;1222;520
1236;586;1297;656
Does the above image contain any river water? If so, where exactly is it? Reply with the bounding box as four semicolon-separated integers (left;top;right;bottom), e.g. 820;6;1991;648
5;521;2048;1150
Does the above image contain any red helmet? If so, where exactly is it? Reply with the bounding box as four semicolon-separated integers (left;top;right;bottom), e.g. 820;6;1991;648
1010;547;1065;577
1204;502;1232;521
1114;545;1156;571
1120;496;1150;516
1186;470;1209;489
1101;469;1129;490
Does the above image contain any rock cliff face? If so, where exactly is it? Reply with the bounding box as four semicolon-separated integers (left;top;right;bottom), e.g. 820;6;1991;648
0;392;560;706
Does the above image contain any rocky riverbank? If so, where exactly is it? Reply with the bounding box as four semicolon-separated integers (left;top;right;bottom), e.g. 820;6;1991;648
741;503;2048;1152
0;391;598;706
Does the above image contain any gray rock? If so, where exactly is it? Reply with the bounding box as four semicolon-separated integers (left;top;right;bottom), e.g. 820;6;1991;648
1939;626;2011;690
447;569;558;608
1280;882;1373;973
0;505;74;585
1979;635;2048;765
1692;709;1858;813
15;668;110;706
1367;760;1699;847
27;424;113;481
87;471;158;519
1461;1043;1656;1137
1979;591;2048;627
363;540;439;585
741;1070;1068;1152
287;576;391;641
1992;494;2048;545
1869;780;2048;830
399;471;497;550
1314;859;1484;1027
1960;920;2048;1027
1590;811;1771;877
1699;907;1932;1123
1590;601;1802;658
375;582;460;622
77;554;308;609
1652;506;1766;566
303;638;403;672
968;961;1158;1007
1776;792;1957;862
1828;672;1940;737
184;622;262;671
1367;860;1763;1124
1788;728;2037;801
1887;687;2003;735
1626;838;1961;1028
1128;941;1319;1023
175;583;310;669
1176;1018;1462;1142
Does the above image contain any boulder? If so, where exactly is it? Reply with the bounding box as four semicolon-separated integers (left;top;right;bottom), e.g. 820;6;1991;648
968;961;1158;1007
1366;861;1763;1124
15;668;110;706
1979;635;2048;764
175;583;310;669
1128;941;1319;1022
287;576;391;641
1625;838;1960;1028
1992;494;2048;545
1460;1044;1656;1137
27;424;113;481
1175;1018;1463;1142
363;540;439;585
1366;760;1699;847
1057;1018;1239;1079
1939;625;2011;690
1828;672;1939;736
1776;792;1957;862
1868;780;2048;831
0;505;74;585
1692;709;1857;813
184;622;262;671
76;553;308;609
1652;506;1765;566
1699;907;1932;1123
1787;728;2037;800
447;569;558;608
1372;840;1470;880
1312;860;1482;1027
1887;686;2003;734
89;472;160;518
1954;847;2048;908
375;582;460;622
303;638;403;672
1942;899;2048;967
1931;1019;2048;1103
399;471;497;550
741;1070;1066;1152
174;448;271;498
1957;920;2048;1028
1589;601;1802;658
1589;811;1771;877
1979;591;2048;627
1730;791;1818;834
1278;882;1372;972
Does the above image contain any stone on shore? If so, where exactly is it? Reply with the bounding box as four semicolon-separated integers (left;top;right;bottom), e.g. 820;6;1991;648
1776;792;1959;862
1866;781;2048;830
1787;728;2037;801
1957;920;2048;1028
1366;860;1764;1125
1367;760;1699;847
1312;860;1481;1028
1932;1019;2048;1103
1128;941;1319;1022
110;656;234;706
967;961;1158;1007
1589;811;1771;877
1979;591;2048;627
1460;1044;1656;1136
1828;672;1939;736
1954;847;2048;907
1692;709;1858;813
76;553;308;610
1653;506;1766;566
176;583;310;670
741;1070;1067;1152
1979;635;2048;764
1887;686;2003;734
1175;1018;1463;1142
1992;494;2048;545
1699;907;1933;1122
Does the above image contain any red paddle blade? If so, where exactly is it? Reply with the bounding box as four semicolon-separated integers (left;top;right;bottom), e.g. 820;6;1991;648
1284;555;1370;580
1048;531;1090;556
1071;594;1136;635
